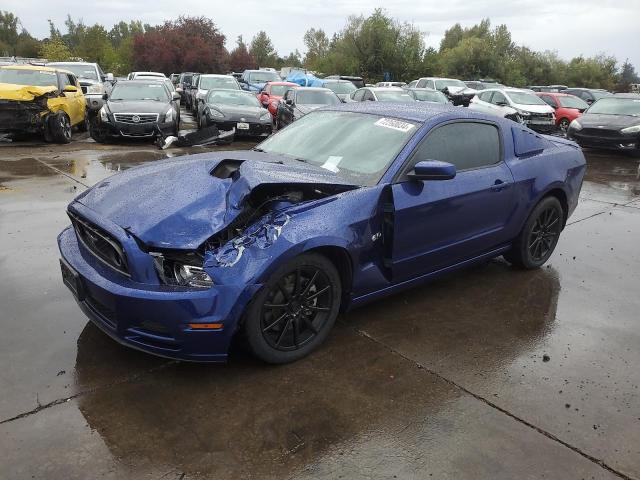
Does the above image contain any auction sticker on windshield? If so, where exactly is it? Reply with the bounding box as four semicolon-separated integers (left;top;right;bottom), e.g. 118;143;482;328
374;118;415;133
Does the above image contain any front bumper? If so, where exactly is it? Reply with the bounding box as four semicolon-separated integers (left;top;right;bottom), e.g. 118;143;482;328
0;100;46;134
100;119;177;138
57;226;258;362
84;94;105;111
205;119;272;137
568;129;638;151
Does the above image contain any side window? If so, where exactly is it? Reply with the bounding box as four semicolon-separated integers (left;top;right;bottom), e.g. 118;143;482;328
426;80;435;89
491;91;507;105
284;89;295;102
67;74;78;88
58;73;71;90
406;122;501;174
363;90;374;101
416;79;427;88
479;91;493;102
408;80;417;88
540;95;555;107
352;89;365;101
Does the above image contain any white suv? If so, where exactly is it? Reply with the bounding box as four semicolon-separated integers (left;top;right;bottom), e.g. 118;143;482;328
469;88;556;133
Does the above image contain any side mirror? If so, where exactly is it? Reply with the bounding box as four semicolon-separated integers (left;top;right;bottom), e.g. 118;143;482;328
172;92;180;100
102;93;108;100
63;85;78;93
240;83;249;91
105;73;114;82
409;160;456;181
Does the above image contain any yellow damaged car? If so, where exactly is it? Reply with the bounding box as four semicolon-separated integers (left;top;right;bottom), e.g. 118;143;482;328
0;65;87;143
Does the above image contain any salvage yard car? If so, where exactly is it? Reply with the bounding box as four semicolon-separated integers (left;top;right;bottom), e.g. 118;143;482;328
58;102;586;364
407;88;449;104
257;81;298;119
469;88;556;133
192;74;242;123
567;93;640;155
199;89;273;136
350;86;415;103
0;64;87;143
276;87;340;129
47;61;114;112
240;69;281;93
537;92;589;133
90;79;180;142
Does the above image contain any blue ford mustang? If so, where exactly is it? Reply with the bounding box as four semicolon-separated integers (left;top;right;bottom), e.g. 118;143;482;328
58;103;586;363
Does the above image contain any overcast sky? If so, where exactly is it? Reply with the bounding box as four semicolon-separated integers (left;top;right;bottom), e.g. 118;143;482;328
6;0;640;69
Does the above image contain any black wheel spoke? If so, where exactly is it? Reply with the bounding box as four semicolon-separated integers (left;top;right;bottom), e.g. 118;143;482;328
262;312;288;333
300;315;318;334
275;316;293;346
264;303;288;309
300;270;319;296
306;285;330;300
307;305;329;312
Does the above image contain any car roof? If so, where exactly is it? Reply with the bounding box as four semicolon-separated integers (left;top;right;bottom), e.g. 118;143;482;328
117;79;166;84
0;64;74;75
366;86;405;91
407;87;440;92
537;92;575;97
321;101;476;124
48;61;95;66
612;93;640;98
199;74;235;78
266;81;298;86
207;88;254;94
296;87;333;92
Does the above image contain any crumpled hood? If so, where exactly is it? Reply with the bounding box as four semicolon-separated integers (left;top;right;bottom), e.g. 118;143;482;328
0;83;57;101
73;151;357;249
578;114;640;130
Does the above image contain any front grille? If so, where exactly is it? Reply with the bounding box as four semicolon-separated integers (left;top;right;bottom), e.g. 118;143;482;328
529;112;553;119
580;128;623;139
113;113;159;124
69;212;129;276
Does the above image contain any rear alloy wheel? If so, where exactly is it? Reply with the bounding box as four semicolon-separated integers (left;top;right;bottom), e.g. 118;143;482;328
504;196;563;269
244;253;341;364
558;118;570;134
49;112;72;144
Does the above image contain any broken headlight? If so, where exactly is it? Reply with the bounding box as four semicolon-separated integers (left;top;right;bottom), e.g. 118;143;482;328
164;107;174;123
87;84;105;94
99;106;109;122
152;253;213;289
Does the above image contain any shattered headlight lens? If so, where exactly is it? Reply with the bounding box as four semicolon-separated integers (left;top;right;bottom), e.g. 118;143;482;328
152;254;213;289
516;109;531;117
173;264;213;288
621;124;640;134
87;84;105;94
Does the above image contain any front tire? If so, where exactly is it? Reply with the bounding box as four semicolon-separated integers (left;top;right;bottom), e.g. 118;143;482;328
558;118;570;134
243;253;342;364
49;112;72;144
504;196;564;269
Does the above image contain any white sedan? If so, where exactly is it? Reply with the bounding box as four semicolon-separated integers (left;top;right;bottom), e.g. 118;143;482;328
469;88;556;133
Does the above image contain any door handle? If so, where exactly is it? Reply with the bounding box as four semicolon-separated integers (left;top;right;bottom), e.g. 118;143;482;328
490;179;508;192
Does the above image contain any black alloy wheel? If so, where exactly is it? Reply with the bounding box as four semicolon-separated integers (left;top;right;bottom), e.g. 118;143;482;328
527;206;561;262
504;196;564;269
244;253;341;363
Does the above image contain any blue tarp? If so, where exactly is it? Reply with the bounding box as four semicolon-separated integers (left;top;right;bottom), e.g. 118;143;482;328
285;71;324;87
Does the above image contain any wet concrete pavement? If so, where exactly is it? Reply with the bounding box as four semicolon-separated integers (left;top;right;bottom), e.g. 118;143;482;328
0;115;639;479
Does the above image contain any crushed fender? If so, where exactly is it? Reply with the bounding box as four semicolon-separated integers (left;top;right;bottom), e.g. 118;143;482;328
155;125;235;149
206;212;289;267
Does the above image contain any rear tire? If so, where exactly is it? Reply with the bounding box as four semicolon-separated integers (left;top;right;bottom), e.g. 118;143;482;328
243;253;341;364
558;118;570;134
49;112;72;144
504;196;564;269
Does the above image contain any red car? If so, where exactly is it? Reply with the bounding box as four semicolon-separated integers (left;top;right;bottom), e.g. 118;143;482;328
536;92;589;133
258;82;299;119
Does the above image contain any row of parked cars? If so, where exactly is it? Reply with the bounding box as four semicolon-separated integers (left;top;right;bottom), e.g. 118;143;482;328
1;62;639;156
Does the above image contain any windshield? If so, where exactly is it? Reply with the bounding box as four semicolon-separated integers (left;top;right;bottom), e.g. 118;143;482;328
270;85;293;96
410;90;448;103
297;90;340;105
110;83;169;101
49;64;98;81
587;98;640;116
507;92;547;105
206;90;260;107
435;79;466;90
0;68;58;87
375;90;415;102
256;111;418;186
558;95;589;109
592;90;612;100
324;82;357;95
248;71;279;83
200;76;239;90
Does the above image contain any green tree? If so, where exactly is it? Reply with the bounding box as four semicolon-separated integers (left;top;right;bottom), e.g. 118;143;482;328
39;38;73;61
303;28;329;68
76;25;118;71
250;31;276;67
15;31;41;57
0;11;20;55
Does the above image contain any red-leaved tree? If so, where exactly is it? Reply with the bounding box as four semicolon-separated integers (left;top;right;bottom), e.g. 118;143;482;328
228;35;257;72
133;16;228;73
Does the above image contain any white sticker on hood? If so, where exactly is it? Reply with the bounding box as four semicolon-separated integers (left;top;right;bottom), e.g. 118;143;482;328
321;156;342;173
374;118;416;132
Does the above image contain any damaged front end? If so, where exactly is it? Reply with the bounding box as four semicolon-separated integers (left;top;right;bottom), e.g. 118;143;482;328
0;95;50;136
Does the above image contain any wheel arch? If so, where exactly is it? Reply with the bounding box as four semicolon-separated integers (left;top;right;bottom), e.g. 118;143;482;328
541;187;569;228
303;245;354;310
